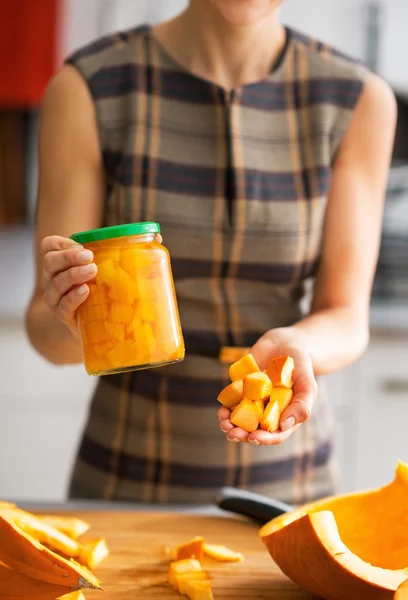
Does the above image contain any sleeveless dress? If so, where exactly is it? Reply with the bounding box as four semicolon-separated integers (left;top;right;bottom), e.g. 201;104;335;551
66;25;369;505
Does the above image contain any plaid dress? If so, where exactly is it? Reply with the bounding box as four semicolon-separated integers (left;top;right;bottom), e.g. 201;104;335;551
66;25;369;504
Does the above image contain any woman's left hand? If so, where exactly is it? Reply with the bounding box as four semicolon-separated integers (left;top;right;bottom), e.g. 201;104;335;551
218;327;317;445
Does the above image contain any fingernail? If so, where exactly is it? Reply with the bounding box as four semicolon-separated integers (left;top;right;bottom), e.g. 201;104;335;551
228;438;239;443
78;250;93;263
281;416;296;432
76;284;88;295
249;439;260;445
220;424;230;432
81;263;97;275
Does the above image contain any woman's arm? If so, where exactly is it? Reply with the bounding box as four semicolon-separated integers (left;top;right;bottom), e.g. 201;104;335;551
291;72;397;376
25;65;104;365
218;73;397;445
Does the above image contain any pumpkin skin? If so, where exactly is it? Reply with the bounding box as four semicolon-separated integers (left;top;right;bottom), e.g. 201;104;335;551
259;461;408;600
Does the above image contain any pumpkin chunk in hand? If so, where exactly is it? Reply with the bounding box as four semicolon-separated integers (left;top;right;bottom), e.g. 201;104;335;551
243;371;272;401
230;399;260;433
266;356;294;389
217;380;244;409
228;353;260;382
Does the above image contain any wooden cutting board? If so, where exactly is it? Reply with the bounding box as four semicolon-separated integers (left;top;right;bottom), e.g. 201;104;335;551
52;510;315;599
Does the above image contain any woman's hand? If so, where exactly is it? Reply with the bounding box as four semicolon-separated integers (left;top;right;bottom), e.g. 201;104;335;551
40;235;98;338
218;327;317;445
40;233;164;338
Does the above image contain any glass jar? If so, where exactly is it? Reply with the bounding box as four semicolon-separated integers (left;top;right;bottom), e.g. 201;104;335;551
70;222;185;376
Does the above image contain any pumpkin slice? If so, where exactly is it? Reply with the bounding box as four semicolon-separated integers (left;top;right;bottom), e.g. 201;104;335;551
217;380;244;409
243;371;272;401
174;537;204;561
168;558;202;590
0;507;80;557
186;580;214;600
177;570;210;595
230;399;260;433
266;356;294;389
57;592;86;600
79;538;109;569
0;516;101;589
0;502;15;509
253;398;265;420
203;543;244;562
270;387;293;413
0;563;74;600
39;516;90;540
228;353;260;382
260;400;281;433
259;461;408;600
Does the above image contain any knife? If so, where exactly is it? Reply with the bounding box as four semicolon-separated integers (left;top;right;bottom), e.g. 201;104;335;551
215;486;294;524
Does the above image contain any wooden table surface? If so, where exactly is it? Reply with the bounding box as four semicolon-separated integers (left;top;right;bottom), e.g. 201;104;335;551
50;510;316;599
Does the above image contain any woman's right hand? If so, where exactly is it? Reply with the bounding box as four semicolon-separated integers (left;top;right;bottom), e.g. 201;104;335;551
40;235;98;338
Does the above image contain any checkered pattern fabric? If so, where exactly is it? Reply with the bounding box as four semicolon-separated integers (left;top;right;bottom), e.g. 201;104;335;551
66;25;369;504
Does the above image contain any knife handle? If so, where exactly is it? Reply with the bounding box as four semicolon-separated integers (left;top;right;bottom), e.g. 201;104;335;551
215;487;294;524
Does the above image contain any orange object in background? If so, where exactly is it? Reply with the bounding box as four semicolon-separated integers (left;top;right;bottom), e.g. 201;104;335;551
71;222;185;376
0;1;59;108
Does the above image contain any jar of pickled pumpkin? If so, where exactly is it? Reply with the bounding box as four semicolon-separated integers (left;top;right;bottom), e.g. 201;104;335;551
70;222;185;376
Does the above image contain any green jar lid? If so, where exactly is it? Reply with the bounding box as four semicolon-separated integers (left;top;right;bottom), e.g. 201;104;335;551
70;222;161;244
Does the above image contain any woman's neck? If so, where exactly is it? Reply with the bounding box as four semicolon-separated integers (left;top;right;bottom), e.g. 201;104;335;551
152;2;286;91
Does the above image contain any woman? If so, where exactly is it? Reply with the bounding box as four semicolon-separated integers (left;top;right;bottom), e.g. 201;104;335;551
26;0;396;504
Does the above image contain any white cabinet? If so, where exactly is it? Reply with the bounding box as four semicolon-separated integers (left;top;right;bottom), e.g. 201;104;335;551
0;321;95;501
354;336;408;490
326;331;408;494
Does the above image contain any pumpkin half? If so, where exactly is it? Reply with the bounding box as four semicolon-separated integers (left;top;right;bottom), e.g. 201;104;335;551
259;461;408;600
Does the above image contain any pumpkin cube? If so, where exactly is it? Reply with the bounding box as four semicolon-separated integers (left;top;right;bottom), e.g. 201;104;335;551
92;340;115;357
126;313;143;335
120;247;153;278
105;322;126;343
266;356;295;389
107;266;139;304
174;536;204;561
253;398;265;420
136;323;156;356
96;259;117;286
93;247;120;266
82;321;108;346
260;400;281;433
108;302;134;324
187;580;214;600
86;282;107;307
80;303;107;323
203;543;244;562
243;371;272;401
138;276;162;300
138;299;156;323
177;571;209;595
217;380;244;409
270;387;294;413
228;353;260;382
230;399;260;433
79;538;109;569
168;558;202;589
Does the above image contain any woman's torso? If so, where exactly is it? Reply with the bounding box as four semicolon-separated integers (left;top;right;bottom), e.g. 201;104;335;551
66;25;369;504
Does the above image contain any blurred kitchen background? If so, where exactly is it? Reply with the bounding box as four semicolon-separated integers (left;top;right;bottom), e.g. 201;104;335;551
0;0;407;502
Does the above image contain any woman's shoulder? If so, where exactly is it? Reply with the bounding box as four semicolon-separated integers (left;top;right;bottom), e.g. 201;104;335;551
65;25;149;80
287;26;371;83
